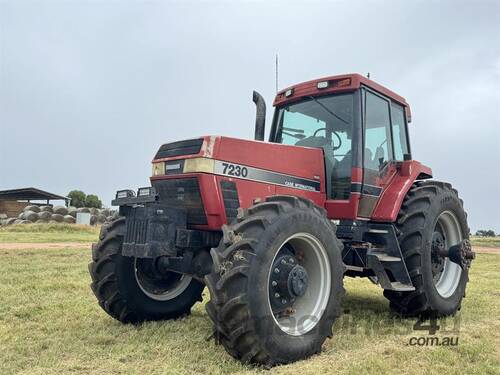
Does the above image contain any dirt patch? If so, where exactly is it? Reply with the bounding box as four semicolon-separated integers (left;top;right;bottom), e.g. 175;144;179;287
0;242;91;250
473;246;500;254
0;242;498;254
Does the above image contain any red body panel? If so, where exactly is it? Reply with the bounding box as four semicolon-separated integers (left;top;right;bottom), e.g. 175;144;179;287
371;161;432;222
153;135;326;183
324;167;362;219
151;136;326;230
151;136;432;227
212;137;326;185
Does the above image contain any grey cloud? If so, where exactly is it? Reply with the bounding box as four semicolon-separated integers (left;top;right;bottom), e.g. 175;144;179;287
1;1;499;232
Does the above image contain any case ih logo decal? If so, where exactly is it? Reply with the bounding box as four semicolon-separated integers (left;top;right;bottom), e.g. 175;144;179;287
214;160;320;192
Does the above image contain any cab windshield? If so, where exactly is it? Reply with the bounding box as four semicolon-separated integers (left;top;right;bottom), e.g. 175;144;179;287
274;93;354;199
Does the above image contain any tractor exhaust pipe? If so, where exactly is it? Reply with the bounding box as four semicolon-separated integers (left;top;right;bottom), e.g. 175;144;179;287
253;91;266;141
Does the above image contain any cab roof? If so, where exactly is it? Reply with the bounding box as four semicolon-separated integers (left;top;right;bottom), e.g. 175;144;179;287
273;73;411;122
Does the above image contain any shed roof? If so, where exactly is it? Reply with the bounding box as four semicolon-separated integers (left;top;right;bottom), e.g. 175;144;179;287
0;187;69;201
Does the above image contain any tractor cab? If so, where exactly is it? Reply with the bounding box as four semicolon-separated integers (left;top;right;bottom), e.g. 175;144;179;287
268;74;417;221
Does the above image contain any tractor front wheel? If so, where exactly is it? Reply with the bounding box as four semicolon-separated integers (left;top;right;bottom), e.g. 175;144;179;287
89;217;204;323
205;196;344;366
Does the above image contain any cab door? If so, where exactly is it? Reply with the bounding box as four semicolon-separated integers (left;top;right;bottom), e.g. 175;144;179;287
358;89;398;218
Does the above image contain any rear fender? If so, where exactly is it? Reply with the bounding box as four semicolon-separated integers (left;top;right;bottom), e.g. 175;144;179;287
371;160;432;222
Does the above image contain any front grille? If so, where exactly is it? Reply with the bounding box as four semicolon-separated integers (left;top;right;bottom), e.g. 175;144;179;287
220;180;239;223
155;138;203;159
152;178;207;225
125;217;148;244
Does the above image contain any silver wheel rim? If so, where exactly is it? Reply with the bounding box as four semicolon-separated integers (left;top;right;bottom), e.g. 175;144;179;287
134;258;192;301
433;211;463;298
268;233;331;336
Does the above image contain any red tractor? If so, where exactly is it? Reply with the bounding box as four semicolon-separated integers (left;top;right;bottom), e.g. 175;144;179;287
89;73;475;366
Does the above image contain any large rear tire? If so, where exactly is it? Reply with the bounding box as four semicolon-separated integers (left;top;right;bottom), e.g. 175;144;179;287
205;196;344;366
384;181;470;318
89;217;204;323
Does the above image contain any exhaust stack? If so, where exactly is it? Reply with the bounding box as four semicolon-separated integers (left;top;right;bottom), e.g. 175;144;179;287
252;91;266;141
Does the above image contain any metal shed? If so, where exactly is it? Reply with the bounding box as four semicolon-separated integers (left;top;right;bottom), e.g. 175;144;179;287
0;187;69;217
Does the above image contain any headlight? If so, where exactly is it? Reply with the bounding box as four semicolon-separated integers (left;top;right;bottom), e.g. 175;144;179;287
152;162;164;176
137;187;155;197
116;189;135;199
183;158;214;173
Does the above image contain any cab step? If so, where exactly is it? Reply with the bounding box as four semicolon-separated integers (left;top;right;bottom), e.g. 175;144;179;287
389;281;415;292
370;252;401;262
339;222;415;292
367;251;415;291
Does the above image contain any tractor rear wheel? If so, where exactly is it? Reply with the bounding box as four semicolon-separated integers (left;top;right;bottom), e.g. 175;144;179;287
205;196;344;366
384;181;470;318
89;217;204;323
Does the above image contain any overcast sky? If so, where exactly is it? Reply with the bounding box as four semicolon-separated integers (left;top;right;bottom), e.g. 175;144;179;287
1;1;499;232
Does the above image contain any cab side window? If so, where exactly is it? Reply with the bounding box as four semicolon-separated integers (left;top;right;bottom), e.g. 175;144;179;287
391;103;409;160
364;91;393;170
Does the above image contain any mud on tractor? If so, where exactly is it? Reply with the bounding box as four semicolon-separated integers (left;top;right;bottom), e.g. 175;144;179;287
89;73;475;366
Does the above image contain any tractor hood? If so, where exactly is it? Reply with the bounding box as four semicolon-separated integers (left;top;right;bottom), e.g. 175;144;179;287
151;136;326;193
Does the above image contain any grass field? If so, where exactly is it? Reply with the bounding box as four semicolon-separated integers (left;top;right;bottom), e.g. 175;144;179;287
471;236;500;248
0;226;499;374
0;224;99;243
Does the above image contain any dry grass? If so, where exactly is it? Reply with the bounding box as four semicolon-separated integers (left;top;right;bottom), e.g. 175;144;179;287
0;239;498;374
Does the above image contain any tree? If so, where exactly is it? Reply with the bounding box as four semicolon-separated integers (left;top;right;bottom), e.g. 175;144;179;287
85;194;102;209
68;190;86;208
475;229;496;237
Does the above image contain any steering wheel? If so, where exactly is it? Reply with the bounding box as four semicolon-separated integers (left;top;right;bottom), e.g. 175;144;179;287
313;128;343;151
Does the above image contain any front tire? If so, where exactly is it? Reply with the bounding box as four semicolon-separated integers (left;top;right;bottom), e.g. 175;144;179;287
205;196;344;366
89;217;204;323
384;181;470;318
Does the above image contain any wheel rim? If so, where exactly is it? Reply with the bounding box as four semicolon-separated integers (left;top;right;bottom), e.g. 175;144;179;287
267;233;331;336
431;211;463;298
134;258;192;301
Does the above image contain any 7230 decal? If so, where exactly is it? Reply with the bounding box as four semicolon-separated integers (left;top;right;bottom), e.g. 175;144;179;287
221;162;248;177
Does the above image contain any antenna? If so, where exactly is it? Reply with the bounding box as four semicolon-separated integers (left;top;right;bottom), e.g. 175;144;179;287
367;72;371;79
275;53;279;93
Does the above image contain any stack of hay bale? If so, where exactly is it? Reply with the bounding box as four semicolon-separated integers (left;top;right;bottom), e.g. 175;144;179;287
0;205;117;226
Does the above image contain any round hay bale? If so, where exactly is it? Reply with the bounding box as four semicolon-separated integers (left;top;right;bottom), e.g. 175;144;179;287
39;211;52;220
53;206;68;215
63;215;76;224
68;207;77;218
19;220;31;224
6;218;17;225
40;206;53;213
24;211;39;222
101;209;110;217
49;220;59;224
97;214;107;223
77;207;91;214
36;218;49;224
51;213;64;223
25;205;41;213
14;219;23;224
18;212;25;219
90;208;99;215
